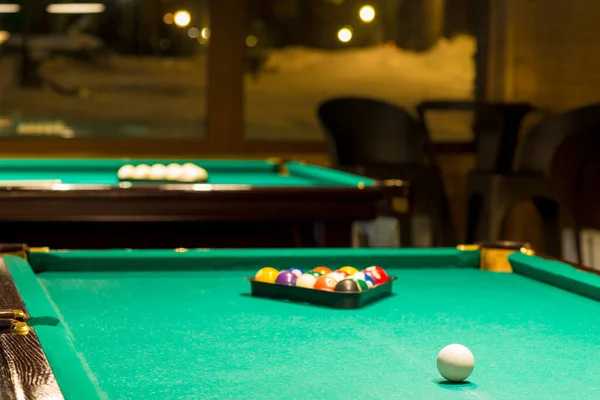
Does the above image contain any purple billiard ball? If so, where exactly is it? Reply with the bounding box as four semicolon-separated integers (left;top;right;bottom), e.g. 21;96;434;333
275;270;297;286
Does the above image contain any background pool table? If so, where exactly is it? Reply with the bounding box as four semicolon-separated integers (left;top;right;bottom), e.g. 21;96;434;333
0;244;599;399
0;159;407;248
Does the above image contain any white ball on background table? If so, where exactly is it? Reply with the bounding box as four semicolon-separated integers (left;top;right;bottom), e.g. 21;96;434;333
166;163;182;181
117;164;135;180
149;164;167;180
181;163;197;171
437;344;475;382
131;164;151;180
180;168;202;182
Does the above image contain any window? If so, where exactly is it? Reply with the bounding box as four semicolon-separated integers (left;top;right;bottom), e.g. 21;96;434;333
0;1;208;142
243;0;478;143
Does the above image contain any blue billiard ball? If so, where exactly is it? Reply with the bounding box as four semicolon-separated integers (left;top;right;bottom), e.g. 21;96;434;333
289;268;304;277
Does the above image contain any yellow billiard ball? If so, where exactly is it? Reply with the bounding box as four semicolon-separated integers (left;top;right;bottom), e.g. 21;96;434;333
254;267;279;283
338;266;358;276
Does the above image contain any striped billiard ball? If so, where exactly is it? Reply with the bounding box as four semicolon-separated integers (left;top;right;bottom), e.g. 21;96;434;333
351;278;369;291
364;266;389;284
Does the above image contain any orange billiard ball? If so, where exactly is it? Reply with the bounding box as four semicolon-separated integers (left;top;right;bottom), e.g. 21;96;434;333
313;266;332;275
313;275;337;291
254;267;279;283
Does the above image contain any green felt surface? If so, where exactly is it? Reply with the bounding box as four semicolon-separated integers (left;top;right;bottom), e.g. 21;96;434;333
0;159;373;187
6;249;600;399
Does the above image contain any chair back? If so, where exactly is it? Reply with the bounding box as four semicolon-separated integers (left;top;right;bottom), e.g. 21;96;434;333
318;97;431;168
516;103;600;175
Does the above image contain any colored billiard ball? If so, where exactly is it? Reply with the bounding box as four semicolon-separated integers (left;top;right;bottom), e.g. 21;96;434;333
313;266;332;275
334;279;359;292
296;273;317;289
338;266;358;275
254;267;279;283
351;272;374;288
437;344;475;382
314;275;337;291
364;266;389;284
306;270;323;278
289;268;304;277
275;270;297;286
351;278;369;291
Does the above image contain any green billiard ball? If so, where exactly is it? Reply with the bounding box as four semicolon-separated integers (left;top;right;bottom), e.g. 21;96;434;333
306;270;323;278
351;278;369;291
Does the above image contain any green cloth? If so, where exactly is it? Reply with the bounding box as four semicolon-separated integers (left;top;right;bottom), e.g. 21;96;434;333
4;249;600;399
510;252;600;301
0;159;374;186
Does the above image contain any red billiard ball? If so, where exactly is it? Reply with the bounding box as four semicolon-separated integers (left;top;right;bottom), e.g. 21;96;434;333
364;266;389;284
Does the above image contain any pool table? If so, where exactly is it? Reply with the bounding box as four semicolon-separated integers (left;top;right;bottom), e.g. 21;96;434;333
0;242;599;399
0;159;407;248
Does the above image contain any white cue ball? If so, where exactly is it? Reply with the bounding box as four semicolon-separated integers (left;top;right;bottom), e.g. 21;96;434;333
437;344;475;382
166;163;182;181
117;164;135;180
149;164;167;180
296;274;317;289
131;164;151;180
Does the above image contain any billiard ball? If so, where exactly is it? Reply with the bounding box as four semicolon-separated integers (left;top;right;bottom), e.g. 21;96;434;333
338;266;358;275
314;275;337;291
289;268;304;277
437;344;475;382
326;272;347;282
351;272;374;288
275;270;297;286
364;266;389;284
306;270;323;278
132;164;151;180
149;164;168;180
254;267;279;283
195;166;208;182
166;163;182;181
117;164;135;180
180;168;202;182
351;278;369;291
313;266;331;275
334;279;359;292
296;273;317;289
